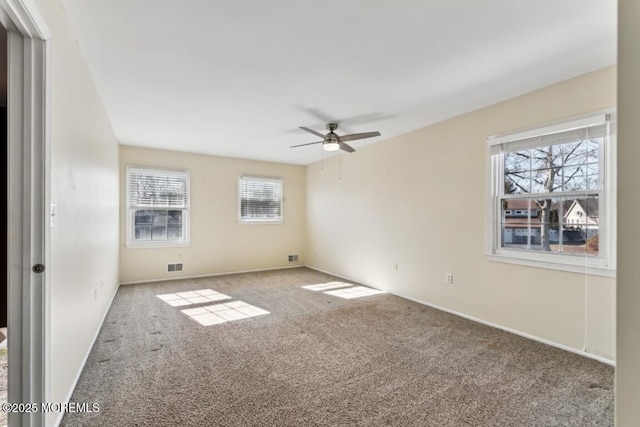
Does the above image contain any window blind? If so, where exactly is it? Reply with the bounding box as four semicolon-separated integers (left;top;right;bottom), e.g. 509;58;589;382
128;168;189;208
239;176;282;220
489;117;608;155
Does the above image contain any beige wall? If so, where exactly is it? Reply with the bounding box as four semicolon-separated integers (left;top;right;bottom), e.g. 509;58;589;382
306;66;616;361
119;146;306;283
616;0;639;424
38;0;120;424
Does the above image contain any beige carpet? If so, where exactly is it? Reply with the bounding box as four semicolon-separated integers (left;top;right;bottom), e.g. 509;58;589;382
61;268;613;426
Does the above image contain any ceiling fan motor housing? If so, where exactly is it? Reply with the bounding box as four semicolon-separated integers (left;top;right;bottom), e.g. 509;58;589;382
325;132;339;142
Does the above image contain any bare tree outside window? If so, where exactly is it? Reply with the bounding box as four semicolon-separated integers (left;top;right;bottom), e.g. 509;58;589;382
489;115;614;273
501;130;601;255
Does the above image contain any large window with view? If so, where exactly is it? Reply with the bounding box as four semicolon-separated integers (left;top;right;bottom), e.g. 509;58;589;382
126;167;190;247
238;176;283;223
487;113;615;276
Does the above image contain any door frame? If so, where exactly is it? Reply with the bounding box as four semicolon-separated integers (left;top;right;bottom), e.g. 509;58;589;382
0;1;50;426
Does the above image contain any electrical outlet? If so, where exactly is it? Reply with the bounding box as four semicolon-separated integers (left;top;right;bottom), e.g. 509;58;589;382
446;273;453;284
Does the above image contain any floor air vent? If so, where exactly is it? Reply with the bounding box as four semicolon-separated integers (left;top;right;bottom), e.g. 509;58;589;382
168;263;183;272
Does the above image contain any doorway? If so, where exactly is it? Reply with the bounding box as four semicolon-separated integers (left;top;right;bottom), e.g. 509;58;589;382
0;1;50;425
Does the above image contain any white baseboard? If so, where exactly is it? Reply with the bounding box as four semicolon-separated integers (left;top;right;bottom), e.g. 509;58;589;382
119;264;304;286
53;282;121;427
305;265;615;367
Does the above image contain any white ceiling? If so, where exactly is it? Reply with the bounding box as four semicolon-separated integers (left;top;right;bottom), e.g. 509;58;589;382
59;0;616;165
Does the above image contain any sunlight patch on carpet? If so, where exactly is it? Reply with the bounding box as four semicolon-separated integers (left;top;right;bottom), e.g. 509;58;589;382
302;281;354;291
182;301;270;326
156;289;231;307
323;285;385;299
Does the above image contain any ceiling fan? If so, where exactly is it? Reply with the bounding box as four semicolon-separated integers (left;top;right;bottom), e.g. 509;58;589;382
291;123;381;153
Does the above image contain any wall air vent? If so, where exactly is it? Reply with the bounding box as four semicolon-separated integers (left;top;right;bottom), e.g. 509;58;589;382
168;263;183;272
288;255;299;262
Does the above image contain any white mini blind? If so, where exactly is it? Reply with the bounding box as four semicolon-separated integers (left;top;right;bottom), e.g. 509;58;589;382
128;168;189;208
489;117;608;155
239;176;283;221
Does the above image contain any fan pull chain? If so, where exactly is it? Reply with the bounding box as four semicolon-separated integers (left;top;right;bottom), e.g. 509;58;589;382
339;153;342;183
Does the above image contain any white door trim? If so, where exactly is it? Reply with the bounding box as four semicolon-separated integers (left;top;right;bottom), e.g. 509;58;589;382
0;1;50;426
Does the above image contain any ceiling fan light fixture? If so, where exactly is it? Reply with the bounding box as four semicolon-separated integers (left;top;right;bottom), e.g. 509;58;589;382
292;123;380;154
324;141;340;151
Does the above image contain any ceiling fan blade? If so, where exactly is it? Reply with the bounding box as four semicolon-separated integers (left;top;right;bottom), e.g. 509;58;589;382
290;141;323;148
299;126;326;139
339;142;356;153
340;131;381;142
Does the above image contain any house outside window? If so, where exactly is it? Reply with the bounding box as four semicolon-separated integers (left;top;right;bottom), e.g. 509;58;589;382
238;176;283;223
487;112;615;276
126;166;190;247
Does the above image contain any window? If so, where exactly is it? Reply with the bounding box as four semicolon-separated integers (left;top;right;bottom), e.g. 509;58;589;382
238;176;283;223
487;112;615;276
126;166;190;247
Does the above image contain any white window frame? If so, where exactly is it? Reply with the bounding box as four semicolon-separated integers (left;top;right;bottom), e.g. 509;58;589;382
126;166;191;248
238;175;283;224
486;110;616;277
